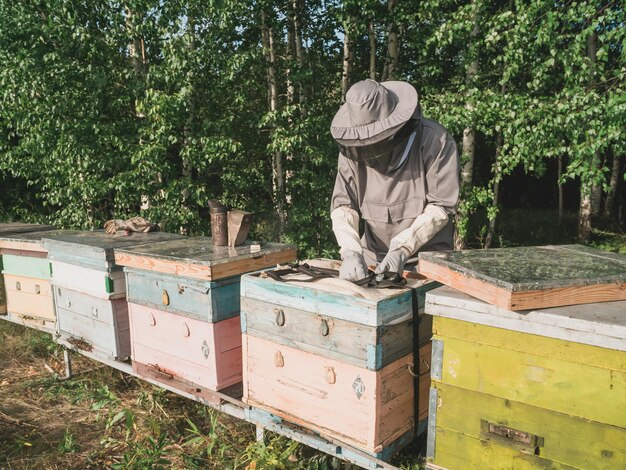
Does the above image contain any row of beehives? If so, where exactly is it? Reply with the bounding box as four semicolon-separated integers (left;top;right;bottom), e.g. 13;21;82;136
0;223;435;461
3;223;624;469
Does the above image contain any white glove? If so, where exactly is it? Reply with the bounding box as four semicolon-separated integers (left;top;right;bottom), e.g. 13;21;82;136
331;206;362;255
339;250;369;281
389;205;449;255
375;247;410;275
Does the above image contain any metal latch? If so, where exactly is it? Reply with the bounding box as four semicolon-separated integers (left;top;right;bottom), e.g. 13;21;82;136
481;420;544;455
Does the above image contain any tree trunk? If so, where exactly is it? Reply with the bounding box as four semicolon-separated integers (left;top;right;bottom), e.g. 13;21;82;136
558;155;564;225
604;152;621;218
292;0;306;115
578;184;592;242
368;20;376;80
181;15;196;217
381;0;398;81
453;0;479;250
484;134;503;249
587;30;603;216
341;22;352;103
261;9;285;240
127;7;152;212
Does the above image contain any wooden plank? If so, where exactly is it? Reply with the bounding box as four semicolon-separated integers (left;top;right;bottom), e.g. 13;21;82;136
133;362;222;406
246;407;404;467
419;245;626;311
431;427;578;470
2;255;51;279
426;286;626;352
116;248;296;281
0;229;70;253
0;248;47;258
114;238;296;280
433;382;626;469
125;268;240;322
433;316;625;372
0;223;54;235
243;334;414;453
432;334;626;428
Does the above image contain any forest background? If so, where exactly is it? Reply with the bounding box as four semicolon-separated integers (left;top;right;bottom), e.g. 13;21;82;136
0;0;624;255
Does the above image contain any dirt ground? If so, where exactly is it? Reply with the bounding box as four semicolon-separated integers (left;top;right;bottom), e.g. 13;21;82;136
0;320;423;470
0;320;257;469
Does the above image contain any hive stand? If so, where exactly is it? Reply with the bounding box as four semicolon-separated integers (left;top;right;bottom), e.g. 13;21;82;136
58;343;439;470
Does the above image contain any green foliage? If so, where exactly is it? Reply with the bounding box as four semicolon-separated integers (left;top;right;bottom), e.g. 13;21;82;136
57;429;80;454
0;1;624;251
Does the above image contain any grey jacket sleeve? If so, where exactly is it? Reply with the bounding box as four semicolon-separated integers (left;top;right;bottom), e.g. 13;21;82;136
423;132;460;215
330;153;359;212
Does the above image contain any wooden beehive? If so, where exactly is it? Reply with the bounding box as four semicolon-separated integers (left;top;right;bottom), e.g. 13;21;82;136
425;285;626;470
240;261;440;458
419;245;626;311
42;231;185;360
0;226;56;325
115;238;296;401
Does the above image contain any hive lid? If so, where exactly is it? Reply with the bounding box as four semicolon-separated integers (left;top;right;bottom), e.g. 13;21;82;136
114;237;297;281
425;285;626;351
419;245;626;311
0;229;74;253
0;223;55;236
240;259;438;327
42;231;186;264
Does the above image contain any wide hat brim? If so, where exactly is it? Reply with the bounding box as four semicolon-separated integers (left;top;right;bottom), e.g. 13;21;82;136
331;81;418;146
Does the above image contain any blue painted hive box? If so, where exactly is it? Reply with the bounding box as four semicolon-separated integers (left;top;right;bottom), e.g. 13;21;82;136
114;238;297;402
241;260;440;458
0;229;70;332
42;231;185;361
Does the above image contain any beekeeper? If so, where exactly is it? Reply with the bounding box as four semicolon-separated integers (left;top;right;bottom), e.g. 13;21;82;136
330;79;460;281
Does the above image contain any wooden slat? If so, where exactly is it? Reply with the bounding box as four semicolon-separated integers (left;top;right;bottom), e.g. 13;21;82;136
133;362;222;406
510;282;626;310
0;247;47;256
433;316;625;372
433;382;626;469
427;286;626;352
419;259;512;309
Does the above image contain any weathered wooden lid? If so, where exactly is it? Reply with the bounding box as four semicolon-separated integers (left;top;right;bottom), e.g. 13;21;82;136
425;285;626;351
0;223;55;236
42;231;186;264
0;229;73;253
419;245;626;310
114;237;297;281
240;259;437;327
